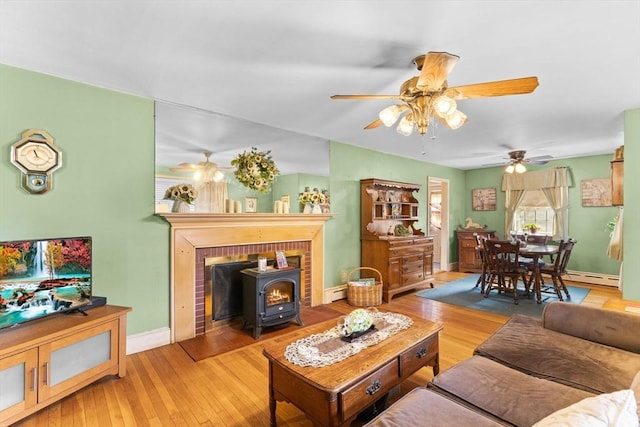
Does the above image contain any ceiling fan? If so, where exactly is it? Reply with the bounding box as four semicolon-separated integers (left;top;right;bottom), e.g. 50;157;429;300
170;151;232;183
331;51;539;136
487;150;553;173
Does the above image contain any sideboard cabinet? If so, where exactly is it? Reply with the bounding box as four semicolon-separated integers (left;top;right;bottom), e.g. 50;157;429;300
360;179;434;302
0;305;131;426
456;229;497;273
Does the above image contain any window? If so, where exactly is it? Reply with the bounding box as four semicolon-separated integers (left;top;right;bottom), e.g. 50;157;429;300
513;190;554;234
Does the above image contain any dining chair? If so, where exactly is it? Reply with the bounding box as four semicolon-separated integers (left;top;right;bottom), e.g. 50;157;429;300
474;234;491;292
484;240;529;304
528;239;577;300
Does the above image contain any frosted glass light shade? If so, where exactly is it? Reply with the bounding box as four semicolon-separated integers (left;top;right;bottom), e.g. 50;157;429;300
396;115;414;136
432;96;457;117
444;110;468;129
505;164;515;174
514;163;527;173
379;105;402;127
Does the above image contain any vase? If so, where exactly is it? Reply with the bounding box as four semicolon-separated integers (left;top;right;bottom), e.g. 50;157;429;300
312;204;322;214
172;199;190;213
303;203;313;214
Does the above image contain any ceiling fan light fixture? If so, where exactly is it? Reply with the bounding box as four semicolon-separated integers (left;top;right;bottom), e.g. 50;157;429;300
396;114;414;136
444;109;467;129
432;95;457;117
514;162;527;173
379;105;402;127
505;164;515;174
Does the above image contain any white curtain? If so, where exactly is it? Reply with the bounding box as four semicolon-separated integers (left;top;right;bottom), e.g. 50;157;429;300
607;207;623;261
502;167;570;239
504;189;525;236
195;180;228;213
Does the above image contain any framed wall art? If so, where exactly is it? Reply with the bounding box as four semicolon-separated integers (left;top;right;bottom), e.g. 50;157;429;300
245;197;257;213
581;178;612;207
472;188;497;211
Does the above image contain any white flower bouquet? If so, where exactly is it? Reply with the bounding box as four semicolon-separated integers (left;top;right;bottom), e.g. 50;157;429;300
164;183;197;204
231;147;279;193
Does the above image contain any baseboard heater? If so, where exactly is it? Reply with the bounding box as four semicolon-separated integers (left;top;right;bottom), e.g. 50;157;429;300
564;270;620;287
323;284;348;304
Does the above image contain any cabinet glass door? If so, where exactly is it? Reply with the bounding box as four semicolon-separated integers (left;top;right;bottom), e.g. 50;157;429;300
38;319;118;400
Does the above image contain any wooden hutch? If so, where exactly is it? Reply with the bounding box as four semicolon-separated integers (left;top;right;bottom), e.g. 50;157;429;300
360;178;434;302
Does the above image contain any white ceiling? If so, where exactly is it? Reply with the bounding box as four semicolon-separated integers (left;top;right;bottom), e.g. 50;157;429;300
1;1;638;174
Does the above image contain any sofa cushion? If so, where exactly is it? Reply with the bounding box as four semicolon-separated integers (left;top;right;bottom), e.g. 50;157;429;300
429;356;594;426
474;313;640;394
364;387;505;427
532;389;638;427
543;301;640;353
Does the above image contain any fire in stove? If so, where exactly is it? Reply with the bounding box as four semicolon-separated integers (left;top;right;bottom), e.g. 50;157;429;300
267;288;291;306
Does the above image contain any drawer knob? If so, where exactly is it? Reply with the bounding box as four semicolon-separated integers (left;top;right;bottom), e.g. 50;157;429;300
366;380;382;395
416;347;427;358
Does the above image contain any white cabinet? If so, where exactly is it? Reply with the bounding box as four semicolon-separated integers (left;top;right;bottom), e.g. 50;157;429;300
0;305;130;426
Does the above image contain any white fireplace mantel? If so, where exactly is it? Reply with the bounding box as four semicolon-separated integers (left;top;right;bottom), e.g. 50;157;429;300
159;213;333;342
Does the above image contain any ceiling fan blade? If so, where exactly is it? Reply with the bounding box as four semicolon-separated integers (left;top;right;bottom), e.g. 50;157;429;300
416;51;459;91
482;162;510;167
331;94;401;100
447;76;539;99
364;118;383;130
525;155;553;165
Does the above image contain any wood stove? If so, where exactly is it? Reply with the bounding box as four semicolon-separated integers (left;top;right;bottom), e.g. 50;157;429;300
241;267;302;339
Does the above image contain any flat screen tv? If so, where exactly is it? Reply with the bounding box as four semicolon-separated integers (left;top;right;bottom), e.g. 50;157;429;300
0;236;92;330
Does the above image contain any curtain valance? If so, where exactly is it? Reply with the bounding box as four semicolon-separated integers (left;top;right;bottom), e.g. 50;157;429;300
502;167;570;191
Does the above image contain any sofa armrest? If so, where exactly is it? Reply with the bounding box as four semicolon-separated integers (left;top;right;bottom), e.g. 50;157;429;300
543;301;640;353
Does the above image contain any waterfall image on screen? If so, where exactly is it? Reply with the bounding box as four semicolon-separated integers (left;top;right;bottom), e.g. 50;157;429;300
0;236;92;330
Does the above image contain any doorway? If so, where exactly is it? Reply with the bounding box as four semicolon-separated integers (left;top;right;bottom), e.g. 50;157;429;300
427;177;450;272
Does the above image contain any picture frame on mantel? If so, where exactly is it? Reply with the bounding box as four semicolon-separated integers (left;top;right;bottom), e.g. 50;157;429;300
245;197;257;213
472;188;497;211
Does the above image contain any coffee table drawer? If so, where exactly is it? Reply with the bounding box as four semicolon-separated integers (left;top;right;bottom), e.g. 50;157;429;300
340;359;399;421
399;335;438;378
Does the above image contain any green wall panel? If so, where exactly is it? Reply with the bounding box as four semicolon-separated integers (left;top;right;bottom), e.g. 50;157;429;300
623;108;640;300
0;64;167;335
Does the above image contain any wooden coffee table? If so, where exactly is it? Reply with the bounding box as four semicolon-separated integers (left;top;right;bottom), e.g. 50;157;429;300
262;313;442;426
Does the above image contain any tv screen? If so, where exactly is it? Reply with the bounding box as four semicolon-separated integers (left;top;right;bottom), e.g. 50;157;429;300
0;236;92;330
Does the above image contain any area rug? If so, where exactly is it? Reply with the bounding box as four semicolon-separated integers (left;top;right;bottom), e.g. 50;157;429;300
179;305;343;361
416;274;590;318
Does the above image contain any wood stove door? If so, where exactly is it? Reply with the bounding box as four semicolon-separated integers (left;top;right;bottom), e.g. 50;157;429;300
263;279;296;319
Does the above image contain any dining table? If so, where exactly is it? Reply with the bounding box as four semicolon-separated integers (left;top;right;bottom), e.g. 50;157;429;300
519;244;560;304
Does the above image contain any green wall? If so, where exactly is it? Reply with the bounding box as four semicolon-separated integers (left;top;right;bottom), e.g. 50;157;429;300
0;64;169;335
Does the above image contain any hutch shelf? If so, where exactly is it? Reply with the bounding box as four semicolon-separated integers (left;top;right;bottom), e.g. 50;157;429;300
360;178;434;302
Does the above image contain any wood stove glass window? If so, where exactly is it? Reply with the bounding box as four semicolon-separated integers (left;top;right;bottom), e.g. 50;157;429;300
265;280;293;307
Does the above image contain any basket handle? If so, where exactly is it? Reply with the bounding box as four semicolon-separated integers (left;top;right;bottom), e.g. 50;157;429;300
347;267;383;285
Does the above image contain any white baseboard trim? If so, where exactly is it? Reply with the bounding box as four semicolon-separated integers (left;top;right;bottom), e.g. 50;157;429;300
126;327;171;355
564;270;620;287
323;284;348;304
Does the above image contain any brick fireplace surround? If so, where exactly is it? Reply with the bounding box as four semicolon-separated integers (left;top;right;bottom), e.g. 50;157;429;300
159;213;333;342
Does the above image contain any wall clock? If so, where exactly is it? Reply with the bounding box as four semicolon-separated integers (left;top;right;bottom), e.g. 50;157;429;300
10;129;62;194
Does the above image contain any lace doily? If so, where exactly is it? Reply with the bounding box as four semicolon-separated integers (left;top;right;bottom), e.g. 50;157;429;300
284;311;413;367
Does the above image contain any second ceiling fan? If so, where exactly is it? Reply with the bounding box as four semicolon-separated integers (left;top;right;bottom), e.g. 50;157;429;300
331;51;539;136
170;151;232;183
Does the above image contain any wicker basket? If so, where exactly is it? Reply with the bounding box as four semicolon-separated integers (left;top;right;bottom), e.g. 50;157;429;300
347;267;383;307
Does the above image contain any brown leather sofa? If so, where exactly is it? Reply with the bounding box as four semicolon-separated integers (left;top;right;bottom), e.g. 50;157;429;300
366;302;640;426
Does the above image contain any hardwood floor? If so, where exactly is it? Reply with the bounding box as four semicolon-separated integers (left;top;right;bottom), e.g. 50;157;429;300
12;272;621;427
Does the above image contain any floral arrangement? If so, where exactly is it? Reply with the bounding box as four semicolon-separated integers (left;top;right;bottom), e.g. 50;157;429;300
299;188;327;205
523;223;539;232
164;183;197;204
231;147;279;193
342;308;373;335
